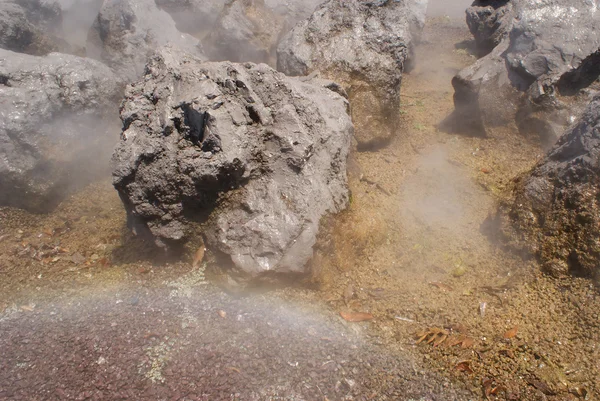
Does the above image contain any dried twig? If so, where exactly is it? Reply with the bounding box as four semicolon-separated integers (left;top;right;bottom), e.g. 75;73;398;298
359;175;391;196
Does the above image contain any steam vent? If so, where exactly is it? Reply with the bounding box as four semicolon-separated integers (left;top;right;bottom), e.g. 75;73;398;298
2;0;600;399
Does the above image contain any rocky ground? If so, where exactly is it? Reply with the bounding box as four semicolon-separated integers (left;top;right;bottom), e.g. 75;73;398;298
0;16;599;401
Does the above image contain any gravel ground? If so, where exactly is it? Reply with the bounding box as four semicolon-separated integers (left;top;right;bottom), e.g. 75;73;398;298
0;283;473;401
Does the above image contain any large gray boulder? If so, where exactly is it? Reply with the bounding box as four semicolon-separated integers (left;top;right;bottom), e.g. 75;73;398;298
277;0;427;150
453;0;600;144
465;0;513;56
0;0;65;55
500;94;600;280
0;49;122;212
87;0;204;82
112;47;353;278
202;0;322;66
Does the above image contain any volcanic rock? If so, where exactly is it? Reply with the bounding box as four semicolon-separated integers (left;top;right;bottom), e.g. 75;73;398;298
0;0;65;55
465;0;513;56
202;0;322;66
453;0;600;144
0;49;122;212
87;0;204;82
112;47;354;278
500;94;600;280
277;0;427;150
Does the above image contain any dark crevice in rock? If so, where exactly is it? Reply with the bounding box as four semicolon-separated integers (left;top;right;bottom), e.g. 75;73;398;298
246;105;262;125
0;75;11;87
181;103;209;144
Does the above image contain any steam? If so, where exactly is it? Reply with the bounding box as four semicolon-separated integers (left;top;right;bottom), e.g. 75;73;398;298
9;0;479;211
427;0;473;18
56;0;104;48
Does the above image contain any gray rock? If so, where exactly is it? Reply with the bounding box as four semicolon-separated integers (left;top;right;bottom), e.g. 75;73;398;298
87;0;204;82
500;94;600;280
277;0;427;150
453;0;600;144
0;49;122;212
465;0;513;56
0;0;65;55
112;47;353;278
202;0;322;66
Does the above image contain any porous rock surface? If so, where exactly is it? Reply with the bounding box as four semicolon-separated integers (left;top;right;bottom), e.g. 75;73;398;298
0;0;65;55
112;47;354;277
454;0;600;143
465;0;513;56
203;0;322;66
500;95;600;279
87;0;204;82
0;49;122;212
277;0;427;150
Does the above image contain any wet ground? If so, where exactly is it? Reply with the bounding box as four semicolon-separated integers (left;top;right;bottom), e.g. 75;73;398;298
1;17;599;401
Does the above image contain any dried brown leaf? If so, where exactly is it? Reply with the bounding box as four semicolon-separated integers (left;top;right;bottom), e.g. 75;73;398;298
98;257;111;267
482;378;494;400
340;311;374;322
433;334;448;347
450;323;468;334
455;360;473;374
504;326;518;339
526;378;555;395
192;246;205;268
445;336;464;347
415;330;428;338
416;328;450;346
461;337;475;348
415;333;429;344
429;281;454;291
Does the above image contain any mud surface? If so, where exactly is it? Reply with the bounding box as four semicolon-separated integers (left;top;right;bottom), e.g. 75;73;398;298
1;18;599;400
